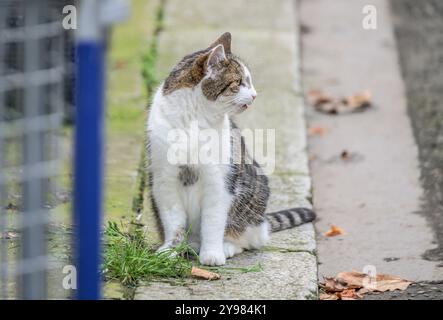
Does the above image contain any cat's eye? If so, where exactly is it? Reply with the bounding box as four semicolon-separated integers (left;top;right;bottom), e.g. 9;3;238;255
225;81;240;94
230;80;240;88
240;77;251;87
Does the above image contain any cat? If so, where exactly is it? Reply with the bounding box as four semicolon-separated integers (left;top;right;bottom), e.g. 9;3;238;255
146;32;315;266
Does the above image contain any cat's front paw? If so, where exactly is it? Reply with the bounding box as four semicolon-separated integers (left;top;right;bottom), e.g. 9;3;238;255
199;250;226;266
156;243;177;255
156;243;172;252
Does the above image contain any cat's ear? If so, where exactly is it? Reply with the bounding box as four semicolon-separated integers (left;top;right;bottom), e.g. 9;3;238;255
206;44;227;69
208;32;231;55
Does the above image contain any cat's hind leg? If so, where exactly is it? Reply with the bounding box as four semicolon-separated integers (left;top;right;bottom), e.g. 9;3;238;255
223;241;243;258
224;221;270;258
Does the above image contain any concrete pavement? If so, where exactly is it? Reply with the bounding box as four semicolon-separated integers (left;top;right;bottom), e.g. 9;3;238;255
300;0;443;288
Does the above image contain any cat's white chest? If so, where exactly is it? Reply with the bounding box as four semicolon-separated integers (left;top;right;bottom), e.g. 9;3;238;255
148;86;233;245
179;163;231;238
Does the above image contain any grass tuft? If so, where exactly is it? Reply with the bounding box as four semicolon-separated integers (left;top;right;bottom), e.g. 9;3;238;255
103;221;265;287
103;221;197;286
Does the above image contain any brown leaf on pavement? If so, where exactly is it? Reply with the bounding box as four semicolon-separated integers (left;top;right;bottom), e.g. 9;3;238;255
319;293;339;300
191;267;220;280
336;271;368;288
307;89;373;114
338;289;358;300
307;90;339;114
324;225;346;237
322;277;346;292
340;150;352;160
336;271;412;292
309;126;328;136
342;90;372;111
370;273;412;292
320;271;413;300
307;89;333;105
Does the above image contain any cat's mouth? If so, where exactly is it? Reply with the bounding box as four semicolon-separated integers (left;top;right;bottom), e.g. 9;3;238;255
235;103;251;113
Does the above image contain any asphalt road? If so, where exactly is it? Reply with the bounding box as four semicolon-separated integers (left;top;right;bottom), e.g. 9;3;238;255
390;0;443;263
361;0;443;301
364;281;443;300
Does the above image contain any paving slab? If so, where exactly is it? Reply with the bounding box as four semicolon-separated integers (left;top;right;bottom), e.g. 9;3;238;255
137;0;317;299
136;251;316;300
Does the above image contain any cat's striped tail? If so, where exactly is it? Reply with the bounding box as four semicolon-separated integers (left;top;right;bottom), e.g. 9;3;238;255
266;208;316;232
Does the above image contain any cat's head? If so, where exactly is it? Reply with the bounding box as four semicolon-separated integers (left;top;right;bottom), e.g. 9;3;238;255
163;32;257;115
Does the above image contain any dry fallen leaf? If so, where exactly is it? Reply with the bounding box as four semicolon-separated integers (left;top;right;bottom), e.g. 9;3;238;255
339;271;413;292
322;277;347;292
319;293;339;300
307;89;373;114
340;289;357;299
340;150;352;160
336;271;367;288
309;126;328;136
369;273;412;292
320;271;413;300
338;289;358;300
324;225;346;237
339;150;363;163
307;90;339;114
342;90;372;111
307;89;333;105
191;267;220;281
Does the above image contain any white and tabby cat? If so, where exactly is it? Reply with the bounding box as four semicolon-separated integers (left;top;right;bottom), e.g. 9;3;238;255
147;32;315;266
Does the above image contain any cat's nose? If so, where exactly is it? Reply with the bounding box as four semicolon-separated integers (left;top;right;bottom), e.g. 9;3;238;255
251;94;257;101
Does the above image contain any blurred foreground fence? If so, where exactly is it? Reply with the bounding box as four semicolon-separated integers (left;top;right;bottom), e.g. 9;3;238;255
0;0;127;299
0;0;74;299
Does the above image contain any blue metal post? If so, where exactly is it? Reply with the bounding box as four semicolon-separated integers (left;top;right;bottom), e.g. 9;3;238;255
74;0;104;300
